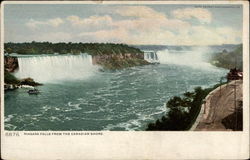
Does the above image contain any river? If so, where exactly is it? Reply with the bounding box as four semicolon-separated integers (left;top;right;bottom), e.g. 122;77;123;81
4;49;227;131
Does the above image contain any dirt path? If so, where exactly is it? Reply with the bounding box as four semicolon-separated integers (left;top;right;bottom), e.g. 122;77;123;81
195;80;243;131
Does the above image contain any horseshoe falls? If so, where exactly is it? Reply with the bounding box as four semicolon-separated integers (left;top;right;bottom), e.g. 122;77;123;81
154;49;216;70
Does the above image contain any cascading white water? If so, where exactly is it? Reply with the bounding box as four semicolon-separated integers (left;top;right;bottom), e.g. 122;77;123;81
15;54;98;83
156;48;216;69
144;51;159;63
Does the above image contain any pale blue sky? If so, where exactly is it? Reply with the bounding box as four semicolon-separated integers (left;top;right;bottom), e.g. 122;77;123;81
4;4;243;45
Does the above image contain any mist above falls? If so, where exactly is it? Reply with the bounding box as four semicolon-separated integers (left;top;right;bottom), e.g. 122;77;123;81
155;47;216;70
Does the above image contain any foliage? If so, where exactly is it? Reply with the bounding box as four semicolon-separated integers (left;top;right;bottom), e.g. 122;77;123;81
146;85;217;131
4;70;42;86
210;44;243;70
4;70;20;84
4;42;143;56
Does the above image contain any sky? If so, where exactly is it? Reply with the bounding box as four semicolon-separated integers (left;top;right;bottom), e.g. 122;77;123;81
4;4;243;45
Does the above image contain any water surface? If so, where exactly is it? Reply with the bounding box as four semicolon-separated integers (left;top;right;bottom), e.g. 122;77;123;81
5;62;227;131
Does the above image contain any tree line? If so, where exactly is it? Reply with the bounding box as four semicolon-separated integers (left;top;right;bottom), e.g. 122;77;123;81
146;84;223;131
4;42;143;56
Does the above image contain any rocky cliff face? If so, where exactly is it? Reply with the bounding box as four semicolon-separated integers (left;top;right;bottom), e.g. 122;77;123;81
92;53;148;70
92;53;145;65
4;56;18;72
4;53;147;72
20;77;42;86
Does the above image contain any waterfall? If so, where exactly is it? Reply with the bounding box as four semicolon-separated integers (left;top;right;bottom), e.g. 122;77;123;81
144;51;159;63
15;54;98;83
155;49;216;69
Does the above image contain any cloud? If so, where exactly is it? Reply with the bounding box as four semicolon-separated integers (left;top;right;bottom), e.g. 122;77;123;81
79;28;129;43
67;15;113;27
115;6;166;19
167;25;242;45
78;24;241;45
65;6;189;32
172;8;212;24
47;18;64;27
72;6;191;45
113;6;189;31
112;17;190;32
26;18;64;29
21;6;241;45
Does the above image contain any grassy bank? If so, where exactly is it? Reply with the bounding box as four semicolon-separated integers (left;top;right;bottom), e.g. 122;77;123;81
4;70;20;84
146;83;225;131
4;70;42;87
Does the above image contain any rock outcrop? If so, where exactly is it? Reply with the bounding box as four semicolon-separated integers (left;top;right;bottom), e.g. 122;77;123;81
4;56;18;72
20;78;42;86
92;53;144;65
92;53;148;69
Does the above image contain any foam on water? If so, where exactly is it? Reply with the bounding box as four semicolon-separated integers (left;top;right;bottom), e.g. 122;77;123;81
65;102;82;111
4;114;15;122
103;103;167;131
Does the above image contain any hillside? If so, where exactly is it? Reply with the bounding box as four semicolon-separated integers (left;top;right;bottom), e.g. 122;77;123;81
210;44;242;70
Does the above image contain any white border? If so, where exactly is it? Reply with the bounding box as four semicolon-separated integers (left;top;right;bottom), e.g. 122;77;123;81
1;1;249;159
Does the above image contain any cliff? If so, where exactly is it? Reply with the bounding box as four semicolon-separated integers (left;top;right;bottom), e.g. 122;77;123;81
4;57;42;88
4;42;149;70
4;56;18;72
92;53;149;70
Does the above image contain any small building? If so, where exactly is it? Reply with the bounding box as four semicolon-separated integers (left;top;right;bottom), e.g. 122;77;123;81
227;68;243;81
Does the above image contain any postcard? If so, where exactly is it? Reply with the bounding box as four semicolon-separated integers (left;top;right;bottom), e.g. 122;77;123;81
1;1;249;159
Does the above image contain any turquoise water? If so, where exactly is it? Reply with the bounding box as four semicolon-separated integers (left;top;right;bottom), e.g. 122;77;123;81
4;63;227;131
